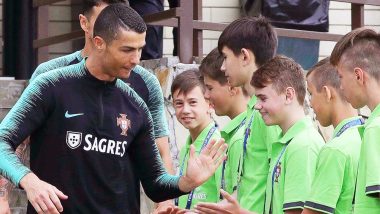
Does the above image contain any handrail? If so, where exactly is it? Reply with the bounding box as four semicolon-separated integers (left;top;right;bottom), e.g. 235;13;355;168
33;0;378;63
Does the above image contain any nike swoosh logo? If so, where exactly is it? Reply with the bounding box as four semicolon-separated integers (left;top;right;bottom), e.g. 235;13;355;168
65;111;84;118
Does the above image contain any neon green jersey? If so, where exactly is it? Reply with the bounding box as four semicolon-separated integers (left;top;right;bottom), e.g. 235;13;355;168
305;117;363;214
264;117;324;214
177;122;222;209
354;104;380;214
221;111;246;194
238;96;281;212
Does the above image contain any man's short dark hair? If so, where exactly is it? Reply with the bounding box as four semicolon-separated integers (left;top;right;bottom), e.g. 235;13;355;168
93;3;147;44
82;0;128;17
330;27;380;80
252;55;306;105
199;48;227;85
307;57;345;98
171;69;205;96
218;16;278;67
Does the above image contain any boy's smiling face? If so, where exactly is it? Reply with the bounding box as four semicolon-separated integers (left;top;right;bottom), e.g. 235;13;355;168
254;84;285;126
173;86;212;131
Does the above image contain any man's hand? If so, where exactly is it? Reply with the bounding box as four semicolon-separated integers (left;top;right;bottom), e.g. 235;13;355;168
195;190;254;214
179;139;227;192
20;173;68;214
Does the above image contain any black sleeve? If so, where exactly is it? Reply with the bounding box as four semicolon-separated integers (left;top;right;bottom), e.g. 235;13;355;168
0;75;53;186
128;108;186;202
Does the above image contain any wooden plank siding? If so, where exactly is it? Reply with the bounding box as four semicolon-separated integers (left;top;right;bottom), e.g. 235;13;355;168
162;1;380;59
0;0;79;76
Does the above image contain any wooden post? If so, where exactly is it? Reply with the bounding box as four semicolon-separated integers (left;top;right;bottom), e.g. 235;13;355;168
351;3;364;29
178;0;194;63
193;0;203;57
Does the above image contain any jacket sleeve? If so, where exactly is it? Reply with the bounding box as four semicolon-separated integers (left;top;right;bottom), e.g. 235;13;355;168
128;105;186;202
0;75;53;186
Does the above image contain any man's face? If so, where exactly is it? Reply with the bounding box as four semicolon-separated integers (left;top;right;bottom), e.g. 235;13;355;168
173;86;211;131
336;62;365;109
203;75;231;116
102;29;146;79
306;76;331;127
220;46;249;87
254;84;285;126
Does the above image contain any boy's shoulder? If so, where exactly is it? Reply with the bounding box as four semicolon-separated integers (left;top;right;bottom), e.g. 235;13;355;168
287;118;324;149
326;126;362;153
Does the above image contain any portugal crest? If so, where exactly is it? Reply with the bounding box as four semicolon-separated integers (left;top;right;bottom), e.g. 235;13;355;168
66;131;82;149
117;113;131;136
274;162;282;182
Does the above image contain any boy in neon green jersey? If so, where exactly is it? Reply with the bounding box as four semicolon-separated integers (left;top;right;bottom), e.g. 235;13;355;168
196;56;324;214
303;57;363;214
200;48;250;195
171;69;222;210
217;16;281;213
330;27;380;214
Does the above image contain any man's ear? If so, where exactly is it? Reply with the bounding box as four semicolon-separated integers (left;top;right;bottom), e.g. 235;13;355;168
93;36;106;51
79;14;89;33
241;48;255;65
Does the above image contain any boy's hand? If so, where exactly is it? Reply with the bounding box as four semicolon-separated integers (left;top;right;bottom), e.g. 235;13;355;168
155;205;187;214
0;199;11;214
179;139;227;192
195;190;252;214
20;173;68;214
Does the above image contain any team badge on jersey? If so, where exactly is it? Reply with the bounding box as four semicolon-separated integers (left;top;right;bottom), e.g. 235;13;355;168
274;162;282;182
66;131;82;149
117;113;131;136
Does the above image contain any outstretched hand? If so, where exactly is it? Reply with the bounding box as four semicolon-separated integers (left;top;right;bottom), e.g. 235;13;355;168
179;138;227;192
195;190;251;214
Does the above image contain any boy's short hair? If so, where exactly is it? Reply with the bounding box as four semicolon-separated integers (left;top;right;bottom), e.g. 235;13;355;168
307;57;345;98
82;0;128;17
218;16;278;67
171;68;205;96
330;27;380;80
199;48;227;85
93;3;147;44
251;55;306;105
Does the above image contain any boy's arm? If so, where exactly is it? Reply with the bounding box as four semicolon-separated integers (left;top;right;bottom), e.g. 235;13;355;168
302;208;323;214
364;127;380;198
304;148;347;213
285;210;302;214
283;143;320;213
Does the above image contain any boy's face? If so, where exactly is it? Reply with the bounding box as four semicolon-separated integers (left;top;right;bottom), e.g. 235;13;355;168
203;75;231;116
254;84;285;126
220;46;249;87
337;62;366;109
80;3;108;38
306;76;331;127
173;86;212;131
